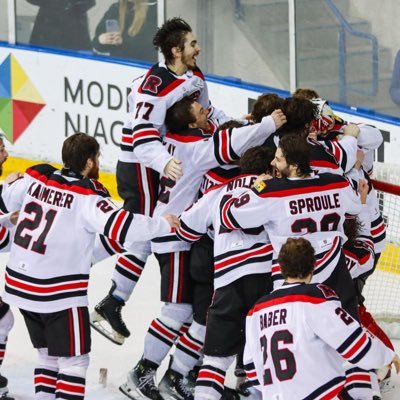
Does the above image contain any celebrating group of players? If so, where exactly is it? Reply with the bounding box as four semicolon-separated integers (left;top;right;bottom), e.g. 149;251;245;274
0;16;398;400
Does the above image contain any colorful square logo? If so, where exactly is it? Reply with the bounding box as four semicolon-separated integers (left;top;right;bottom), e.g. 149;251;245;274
0;54;45;143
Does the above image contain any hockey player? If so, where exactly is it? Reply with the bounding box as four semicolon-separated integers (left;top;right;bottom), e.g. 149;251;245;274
0;133;179;400
175;146;276;400
244;237;400;400
92;17;236;344
119;97;286;400
220;134;362;319
0;136;20;400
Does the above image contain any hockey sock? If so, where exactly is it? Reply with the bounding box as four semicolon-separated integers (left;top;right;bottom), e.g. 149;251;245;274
0;309;13;368
171;320;206;376
35;348;58;399
143;303;193;365
177;321;192;339
112;252;147;301
195;355;235;400
56;354;89;399
344;366;373;400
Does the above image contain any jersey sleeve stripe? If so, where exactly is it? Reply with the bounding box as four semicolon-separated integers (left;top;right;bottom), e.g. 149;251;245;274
336;327;363;353
302;376;345;400
176;221;204;242
213;129;240;165
0;226;9;250
220;197;240;230
99;235;123;256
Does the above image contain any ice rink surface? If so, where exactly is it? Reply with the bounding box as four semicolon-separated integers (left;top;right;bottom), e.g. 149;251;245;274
2;253;400;399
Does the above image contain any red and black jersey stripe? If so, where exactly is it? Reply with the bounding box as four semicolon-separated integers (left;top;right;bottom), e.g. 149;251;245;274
213;128;240;165
103;209;134;244
166;127;211;143
5;267;89;302
250;283;339;316
176;220;205;243
254;173;350;198
308;139;341;172
303;376;345;400
131;123;161;150
26;166;110;198
324;140;348;173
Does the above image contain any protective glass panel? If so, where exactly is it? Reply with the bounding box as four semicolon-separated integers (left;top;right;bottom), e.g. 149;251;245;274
295;0;400;118
165;0;290;91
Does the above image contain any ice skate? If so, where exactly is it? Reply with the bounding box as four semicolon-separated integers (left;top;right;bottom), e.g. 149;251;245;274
120;358;163;400
159;368;194;400
90;283;130;345
0;374;13;400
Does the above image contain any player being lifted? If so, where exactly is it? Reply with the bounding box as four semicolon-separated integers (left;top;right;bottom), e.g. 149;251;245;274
244;237;400;400
0;133;178;399
91;17;237;345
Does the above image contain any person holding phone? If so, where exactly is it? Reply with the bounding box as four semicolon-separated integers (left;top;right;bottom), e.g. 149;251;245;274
92;0;157;62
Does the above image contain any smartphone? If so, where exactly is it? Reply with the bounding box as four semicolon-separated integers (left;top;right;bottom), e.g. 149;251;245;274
106;19;119;33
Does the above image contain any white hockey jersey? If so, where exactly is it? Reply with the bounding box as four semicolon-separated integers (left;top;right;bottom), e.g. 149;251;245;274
221;173;362;284
244;282;394;400
319;135;357;174
119;62;230;173
178;174;273;289
1;165;171;313
151;115;278;254
347;167;386;254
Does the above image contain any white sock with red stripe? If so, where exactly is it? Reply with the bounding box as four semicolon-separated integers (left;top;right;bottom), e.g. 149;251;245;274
195;355;235;400
56;354;89;399
112;252;148;301
143;303;192;365
344;366;373;400
35;348;58;399
171;321;206;376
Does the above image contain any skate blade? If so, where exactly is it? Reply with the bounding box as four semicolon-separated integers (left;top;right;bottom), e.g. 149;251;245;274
119;382;153;400
90;311;125;345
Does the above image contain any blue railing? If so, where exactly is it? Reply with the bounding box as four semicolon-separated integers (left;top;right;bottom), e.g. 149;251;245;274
324;0;379;103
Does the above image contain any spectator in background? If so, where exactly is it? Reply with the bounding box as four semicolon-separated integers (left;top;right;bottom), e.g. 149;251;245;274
92;0;157;62
390;50;400;106
27;0;95;51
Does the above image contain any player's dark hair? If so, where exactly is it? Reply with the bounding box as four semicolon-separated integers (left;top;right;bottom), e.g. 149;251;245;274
277;97;318;137
218;120;245;130
343;216;363;247
251;93;284;123
165;96;196;132
62;133;99;174
292;88;320;100
240;146;275;175
278;238;316;279
153;17;192;64
279;134;312;177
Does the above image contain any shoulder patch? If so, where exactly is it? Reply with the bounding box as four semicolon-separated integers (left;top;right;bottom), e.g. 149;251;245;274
138;64;183;97
89;179;110;197
254;180;266;192
316;283;338;299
